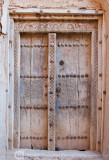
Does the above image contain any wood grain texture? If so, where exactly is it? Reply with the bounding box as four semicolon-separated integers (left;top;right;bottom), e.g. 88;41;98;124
56;33;91;150
20;33;48;149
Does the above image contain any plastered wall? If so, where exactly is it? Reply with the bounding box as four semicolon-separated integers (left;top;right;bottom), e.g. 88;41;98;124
0;0;109;160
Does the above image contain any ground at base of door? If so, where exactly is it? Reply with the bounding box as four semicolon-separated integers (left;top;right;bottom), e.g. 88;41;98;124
6;149;104;160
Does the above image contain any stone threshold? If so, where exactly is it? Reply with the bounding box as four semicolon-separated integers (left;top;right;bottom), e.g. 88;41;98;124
6;149;103;160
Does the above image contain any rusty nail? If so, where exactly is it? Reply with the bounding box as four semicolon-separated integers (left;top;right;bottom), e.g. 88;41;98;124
66;136;69;140
81;75;84;78
70;74;73;77
103;91;106;94
9;73;12;76
50;91;53;94
99;73;102;77
58;75;61;78
66;74;69;77
50;138;53;141
8;105;11;108
99;40;102;44
85;136;87;139
49;122;53;127
62;75;65;78
98;141;101;144
44;93;47;97
98;107;102;110
85;74;88;77
59;60;64;65
50;108;54;111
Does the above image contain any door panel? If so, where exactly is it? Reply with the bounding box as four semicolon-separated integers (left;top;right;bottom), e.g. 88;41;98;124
20;32;92;150
20;33;48;149
56;33;91;150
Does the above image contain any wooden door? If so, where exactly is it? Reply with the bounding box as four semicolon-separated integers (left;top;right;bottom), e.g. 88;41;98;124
19;32;92;150
20;33;48;149
55;33;91;150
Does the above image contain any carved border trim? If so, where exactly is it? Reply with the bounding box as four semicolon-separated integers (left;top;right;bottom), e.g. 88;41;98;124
15;21;97;32
13;20;98;151
48;33;56;150
14;31;20;148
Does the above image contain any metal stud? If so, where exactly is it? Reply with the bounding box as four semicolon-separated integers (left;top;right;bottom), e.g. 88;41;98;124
73;74;76;78
58;75;61;78
49;138;53;141
62;75;65;78
50;59;55;63
59;60;64;65
99;73;102;77
66;74;69;77
58;43;61;47
103;91;106;94
98;141;101;144
66;136;69;140
99;40;102;44
81;75;84;78
58;136;61;140
98;107;102;110
85;74;88;77
70;74;73;77
8;105;11;109
65;43;69;47
50;108;54;111
50;91;53;94
77;75;80;78
49;122;53;127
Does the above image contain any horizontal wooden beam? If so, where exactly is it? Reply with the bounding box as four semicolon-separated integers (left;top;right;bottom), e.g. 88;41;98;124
9;8;104;15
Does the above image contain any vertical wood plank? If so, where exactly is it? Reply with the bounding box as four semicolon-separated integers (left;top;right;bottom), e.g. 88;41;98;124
8;18;14;150
96;17;103;152
90;31;98;150
14;31;20;148
48;33;56;151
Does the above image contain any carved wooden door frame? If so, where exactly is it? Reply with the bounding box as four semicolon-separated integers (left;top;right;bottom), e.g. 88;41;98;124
8;14;106;152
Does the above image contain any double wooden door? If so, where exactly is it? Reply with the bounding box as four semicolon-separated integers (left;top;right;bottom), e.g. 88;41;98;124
20;33;91;150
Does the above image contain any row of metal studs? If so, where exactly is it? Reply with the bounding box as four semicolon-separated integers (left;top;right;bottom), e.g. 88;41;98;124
58;105;88;109
21;44;48;47
20;75;48;79
20;136;47;140
58;43;89;47
58;74;88;78
20;106;47;109
20;136;87;140
57;136;88;140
